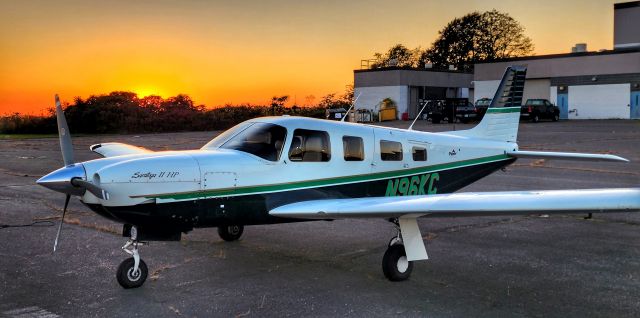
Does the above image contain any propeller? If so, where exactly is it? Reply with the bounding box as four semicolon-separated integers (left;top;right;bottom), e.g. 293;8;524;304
45;95;110;252
55;94;74;167
53;195;71;252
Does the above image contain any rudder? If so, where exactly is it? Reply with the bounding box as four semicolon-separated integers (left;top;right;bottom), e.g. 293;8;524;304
450;66;527;142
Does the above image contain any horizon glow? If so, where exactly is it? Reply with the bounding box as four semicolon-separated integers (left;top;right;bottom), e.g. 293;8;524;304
0;0;622;115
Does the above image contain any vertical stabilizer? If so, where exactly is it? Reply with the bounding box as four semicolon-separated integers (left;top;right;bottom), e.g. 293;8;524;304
449;66;527;142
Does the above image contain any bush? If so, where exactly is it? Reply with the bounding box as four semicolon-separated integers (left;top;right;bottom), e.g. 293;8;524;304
0;92;329;134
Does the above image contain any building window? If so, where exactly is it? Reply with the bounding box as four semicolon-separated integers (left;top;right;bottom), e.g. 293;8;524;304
343;136;364;161
380;140;403;161
289;129;331;162
412;147;427;161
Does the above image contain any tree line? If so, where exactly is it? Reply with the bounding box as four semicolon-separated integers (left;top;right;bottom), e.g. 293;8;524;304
370;10;534;72
0;89;353;134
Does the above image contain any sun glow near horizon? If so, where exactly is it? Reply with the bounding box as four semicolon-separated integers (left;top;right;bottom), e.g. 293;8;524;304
132;87;168;100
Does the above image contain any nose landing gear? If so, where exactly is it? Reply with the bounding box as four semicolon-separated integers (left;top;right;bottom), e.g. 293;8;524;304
117;228;148;289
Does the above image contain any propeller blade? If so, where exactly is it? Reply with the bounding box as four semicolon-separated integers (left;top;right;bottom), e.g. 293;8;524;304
53;194;71;252
71;178;110;200
55;95;75;166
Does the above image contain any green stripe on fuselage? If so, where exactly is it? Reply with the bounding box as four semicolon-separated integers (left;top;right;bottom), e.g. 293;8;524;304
486;107;521;114
146;154;511;200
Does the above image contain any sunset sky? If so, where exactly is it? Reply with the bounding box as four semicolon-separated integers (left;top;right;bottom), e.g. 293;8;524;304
0;0;624;114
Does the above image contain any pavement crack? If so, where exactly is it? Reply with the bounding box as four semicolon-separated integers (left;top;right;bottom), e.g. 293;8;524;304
168;305;182;316
0;168;40;178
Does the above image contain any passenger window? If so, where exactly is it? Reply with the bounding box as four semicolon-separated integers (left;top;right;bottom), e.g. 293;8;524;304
289;129;331;162
380;140;403;161
343;136;364;161
412;147;427;161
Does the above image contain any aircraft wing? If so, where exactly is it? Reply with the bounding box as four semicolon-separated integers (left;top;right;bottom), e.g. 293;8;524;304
90;142;151;158
270;188;640;219
507;150;628;162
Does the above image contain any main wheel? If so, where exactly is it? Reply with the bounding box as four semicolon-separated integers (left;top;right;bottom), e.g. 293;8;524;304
218;225;244;241
116;257;148;289
382;244;413;281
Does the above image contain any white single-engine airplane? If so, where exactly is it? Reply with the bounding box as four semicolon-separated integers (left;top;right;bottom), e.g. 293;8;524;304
38;66;640;289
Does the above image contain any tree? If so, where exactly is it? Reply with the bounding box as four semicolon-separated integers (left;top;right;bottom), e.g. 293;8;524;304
270;95;289;115
318;85;354;109
372;44;423;68
422;10;533;71
476;10;534;61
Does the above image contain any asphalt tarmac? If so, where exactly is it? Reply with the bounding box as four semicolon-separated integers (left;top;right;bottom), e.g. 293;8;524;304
1;119;639;317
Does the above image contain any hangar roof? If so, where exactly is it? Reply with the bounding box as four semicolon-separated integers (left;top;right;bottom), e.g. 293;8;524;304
354;67;473;88
474;49;640;81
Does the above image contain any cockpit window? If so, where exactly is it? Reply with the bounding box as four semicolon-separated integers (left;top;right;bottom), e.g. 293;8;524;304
219;123;287;161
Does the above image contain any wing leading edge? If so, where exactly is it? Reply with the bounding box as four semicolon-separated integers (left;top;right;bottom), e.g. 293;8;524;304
270;188;640;219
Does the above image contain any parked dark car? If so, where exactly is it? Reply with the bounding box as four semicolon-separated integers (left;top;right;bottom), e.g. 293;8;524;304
521;99;560;122
427;98;471;124
474;98;491;116
455;99;489;123
426;100;451;124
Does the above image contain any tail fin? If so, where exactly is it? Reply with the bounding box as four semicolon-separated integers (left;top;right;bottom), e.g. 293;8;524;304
451;66;527;142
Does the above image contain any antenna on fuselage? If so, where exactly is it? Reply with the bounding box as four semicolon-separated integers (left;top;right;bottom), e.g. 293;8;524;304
341;92;362;122
408;100;430;130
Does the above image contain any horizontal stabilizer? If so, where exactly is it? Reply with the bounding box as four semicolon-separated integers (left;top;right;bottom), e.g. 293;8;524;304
270;188;640;219
90;142;151;158
508;150;628;162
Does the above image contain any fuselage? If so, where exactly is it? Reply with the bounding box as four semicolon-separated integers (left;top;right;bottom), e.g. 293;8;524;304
61;116;518;235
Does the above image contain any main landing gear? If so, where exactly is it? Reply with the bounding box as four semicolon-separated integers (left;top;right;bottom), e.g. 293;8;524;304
382;219;413;281
117;227;148;289
218;225;244;241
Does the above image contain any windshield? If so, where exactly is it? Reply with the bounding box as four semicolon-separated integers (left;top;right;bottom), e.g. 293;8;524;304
201;122;253;150
526;100;544;106
219;122;287;161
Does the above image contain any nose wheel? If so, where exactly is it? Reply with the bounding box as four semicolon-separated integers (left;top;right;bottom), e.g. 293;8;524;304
218;225;244;241
117;229;148;289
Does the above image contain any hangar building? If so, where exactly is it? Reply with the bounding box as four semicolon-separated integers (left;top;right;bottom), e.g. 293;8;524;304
353;68;473;119
474;1;640;120
354;1;640;120
474;48;640;120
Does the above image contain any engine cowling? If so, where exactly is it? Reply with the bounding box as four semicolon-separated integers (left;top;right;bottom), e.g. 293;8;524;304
90;154;201;206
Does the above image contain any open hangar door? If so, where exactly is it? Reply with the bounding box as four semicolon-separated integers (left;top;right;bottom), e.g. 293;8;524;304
568;84;631;119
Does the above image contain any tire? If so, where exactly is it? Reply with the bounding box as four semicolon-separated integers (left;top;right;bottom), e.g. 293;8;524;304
531;113;540;123
117;257;148;289
431;116;441;124
552;113;559;122
218;225;244;241
382;244;413;281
